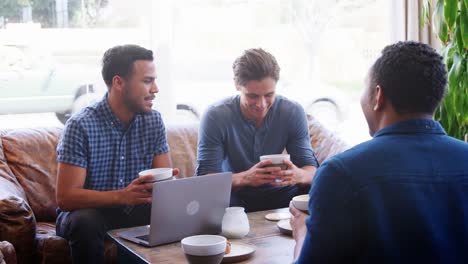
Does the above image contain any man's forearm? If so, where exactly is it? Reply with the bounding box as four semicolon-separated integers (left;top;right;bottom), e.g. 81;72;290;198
293;235;306;261
299;166;317;185
57;188;122;211
232;171;247;190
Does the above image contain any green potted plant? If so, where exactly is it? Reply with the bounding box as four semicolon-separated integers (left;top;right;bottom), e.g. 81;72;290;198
422;0;468;141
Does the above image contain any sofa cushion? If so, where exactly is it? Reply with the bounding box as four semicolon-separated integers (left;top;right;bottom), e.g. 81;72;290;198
0;132;27;202
167;123;199;177
2;128;62;222
308;115;349;164
0;241;17;264
0;196;35;264
36;222;71;264
36;222;117;264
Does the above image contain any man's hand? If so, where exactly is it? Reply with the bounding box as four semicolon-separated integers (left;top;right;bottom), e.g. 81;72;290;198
118;175;154;205
290;201;308;241
271;160;314;186
234;160;282;187
289;201;309;259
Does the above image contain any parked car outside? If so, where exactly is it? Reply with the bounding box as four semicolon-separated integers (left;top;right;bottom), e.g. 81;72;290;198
0;44;106;124
173;78;347;132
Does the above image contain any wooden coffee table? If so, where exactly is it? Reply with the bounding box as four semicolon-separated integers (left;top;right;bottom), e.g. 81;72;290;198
107;208;295;263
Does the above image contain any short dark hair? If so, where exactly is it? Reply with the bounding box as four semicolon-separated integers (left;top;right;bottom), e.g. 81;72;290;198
233;48;280;86
370;41;447;114
101;44;153;89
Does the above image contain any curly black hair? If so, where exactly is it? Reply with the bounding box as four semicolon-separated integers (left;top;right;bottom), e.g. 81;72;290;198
370;41;447;114
101;44;153;89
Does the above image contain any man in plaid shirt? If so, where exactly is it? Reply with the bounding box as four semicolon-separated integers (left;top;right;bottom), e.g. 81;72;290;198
55;44;178;263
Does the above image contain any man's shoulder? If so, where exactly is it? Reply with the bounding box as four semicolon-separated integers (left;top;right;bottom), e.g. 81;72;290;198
138;109;166;129
321;139;377;170
442;135;468;150
66;104;101;128
140;109;163;121
275;95;303;113
205;96;238;117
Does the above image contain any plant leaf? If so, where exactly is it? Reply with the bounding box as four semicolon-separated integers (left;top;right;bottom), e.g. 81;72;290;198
444;0;458;30
434;0;449;43
461;0;468;48
421;0;431;28
455;15;464;54
448;52;462;86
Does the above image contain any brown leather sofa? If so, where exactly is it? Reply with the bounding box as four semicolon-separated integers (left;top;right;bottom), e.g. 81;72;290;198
0;241;16;264
0;116;348;264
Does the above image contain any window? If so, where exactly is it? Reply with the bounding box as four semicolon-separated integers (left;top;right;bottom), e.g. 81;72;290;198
0;0;391;144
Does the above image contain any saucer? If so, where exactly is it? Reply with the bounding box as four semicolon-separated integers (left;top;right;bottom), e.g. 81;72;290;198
222;243;255;263
277;220;292;236
265;212;291;221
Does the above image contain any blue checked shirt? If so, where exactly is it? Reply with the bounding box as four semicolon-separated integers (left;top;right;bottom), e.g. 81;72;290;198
57;94;170;193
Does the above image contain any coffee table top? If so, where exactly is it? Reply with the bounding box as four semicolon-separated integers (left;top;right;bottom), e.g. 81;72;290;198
107;208;295;263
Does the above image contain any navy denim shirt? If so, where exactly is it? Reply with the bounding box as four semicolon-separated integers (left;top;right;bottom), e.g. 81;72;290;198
297;119;468;264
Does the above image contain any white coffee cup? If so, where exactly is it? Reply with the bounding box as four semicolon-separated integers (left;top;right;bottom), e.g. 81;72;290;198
181;235;227;264
260;154;290;182
260;154;290;166
292;194;309;212
138;168;173;183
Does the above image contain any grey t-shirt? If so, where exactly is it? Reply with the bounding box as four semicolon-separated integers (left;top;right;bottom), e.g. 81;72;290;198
196;95;318;175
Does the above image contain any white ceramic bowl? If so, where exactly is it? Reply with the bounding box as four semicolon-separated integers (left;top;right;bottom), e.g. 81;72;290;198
259;154;290;164
181;235;227;256
138;168;173;182
292;194;309;212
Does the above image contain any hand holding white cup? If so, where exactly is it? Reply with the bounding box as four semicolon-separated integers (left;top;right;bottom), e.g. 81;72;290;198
292;194;309;213
260;154;290;182
138;168;174;183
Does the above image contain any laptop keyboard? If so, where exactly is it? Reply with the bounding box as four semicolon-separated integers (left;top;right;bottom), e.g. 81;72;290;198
136;234;149;242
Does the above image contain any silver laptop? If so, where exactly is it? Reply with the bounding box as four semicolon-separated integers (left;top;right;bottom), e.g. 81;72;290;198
117;172;232;247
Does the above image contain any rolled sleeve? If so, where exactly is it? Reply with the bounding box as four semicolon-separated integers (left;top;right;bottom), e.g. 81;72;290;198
287;105;318;168
57;119;88;168
196;109;225;175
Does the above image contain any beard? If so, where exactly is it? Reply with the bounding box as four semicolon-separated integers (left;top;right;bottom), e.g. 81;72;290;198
123;87;149;114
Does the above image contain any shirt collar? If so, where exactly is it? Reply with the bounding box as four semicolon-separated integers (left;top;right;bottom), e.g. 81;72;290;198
235;95;279;127
373;118;446;138
95;93;139;132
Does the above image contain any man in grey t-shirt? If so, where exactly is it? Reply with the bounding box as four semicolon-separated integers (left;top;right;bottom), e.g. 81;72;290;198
196;48;318;212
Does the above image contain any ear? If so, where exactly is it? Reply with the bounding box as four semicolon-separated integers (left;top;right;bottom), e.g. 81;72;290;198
111;76;125;92
373;85;385;111
235;84;242;91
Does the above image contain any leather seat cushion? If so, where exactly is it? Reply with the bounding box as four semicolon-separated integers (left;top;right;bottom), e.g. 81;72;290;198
36;222;117;264
0;241;17;264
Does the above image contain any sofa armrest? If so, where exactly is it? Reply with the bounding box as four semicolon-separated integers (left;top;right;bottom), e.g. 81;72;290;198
0;241;17;264
308;115;349;165
167;122;199;177
0;177;36;264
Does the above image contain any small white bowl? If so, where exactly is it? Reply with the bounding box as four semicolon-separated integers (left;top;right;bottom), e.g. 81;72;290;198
292;194;309;212
181;235;227;256
259;154;290;164
138;168;173;182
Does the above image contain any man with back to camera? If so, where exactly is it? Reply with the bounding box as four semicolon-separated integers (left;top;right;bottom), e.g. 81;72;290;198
290;41;468;263
55;44;179;263
196;48;318;212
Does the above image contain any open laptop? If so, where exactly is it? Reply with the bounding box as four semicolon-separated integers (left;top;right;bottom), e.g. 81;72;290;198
117;172;232;247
